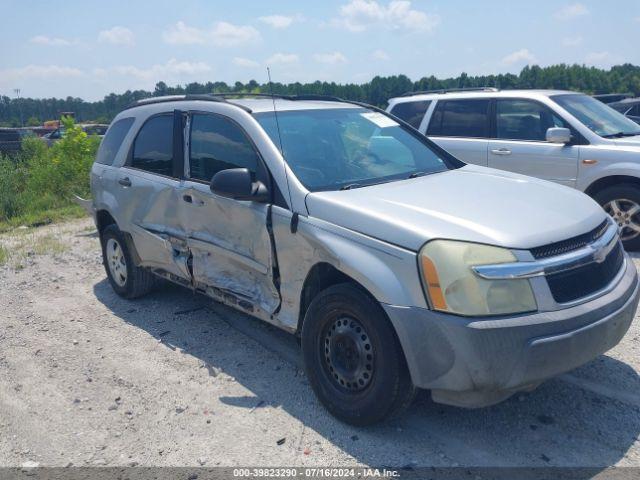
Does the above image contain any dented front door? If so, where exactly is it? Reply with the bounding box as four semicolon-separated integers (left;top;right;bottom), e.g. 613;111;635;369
180;181;280;314
179;111;280;315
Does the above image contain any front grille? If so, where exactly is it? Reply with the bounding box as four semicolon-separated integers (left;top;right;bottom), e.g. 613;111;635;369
531;220;609;259
546;241;624;303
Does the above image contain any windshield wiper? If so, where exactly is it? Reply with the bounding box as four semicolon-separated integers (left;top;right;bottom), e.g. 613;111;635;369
602;131;640;138
340;183;362;190
340;175;425;191
408;171;429;179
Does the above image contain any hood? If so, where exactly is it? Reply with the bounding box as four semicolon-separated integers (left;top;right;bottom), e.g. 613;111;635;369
305;165;607;251
612;135;640;147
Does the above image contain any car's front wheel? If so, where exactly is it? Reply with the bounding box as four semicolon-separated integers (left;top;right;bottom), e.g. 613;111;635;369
301;283;415;426
101;224;157;298
594;184;640;251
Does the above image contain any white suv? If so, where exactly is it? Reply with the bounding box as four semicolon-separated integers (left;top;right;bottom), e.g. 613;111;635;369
387;88;640;249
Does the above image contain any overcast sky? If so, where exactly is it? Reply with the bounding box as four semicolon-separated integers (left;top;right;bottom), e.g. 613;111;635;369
1;0;639;101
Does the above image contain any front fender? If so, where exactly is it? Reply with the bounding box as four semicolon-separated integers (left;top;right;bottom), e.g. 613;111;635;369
304;222;422;306
577;148;640;192
272;209;427;331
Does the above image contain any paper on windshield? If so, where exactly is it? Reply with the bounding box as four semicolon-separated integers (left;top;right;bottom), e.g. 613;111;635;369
360;112;399;128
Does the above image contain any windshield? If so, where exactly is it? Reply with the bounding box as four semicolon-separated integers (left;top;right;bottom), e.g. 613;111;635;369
255;107;458;191
551;94;640;138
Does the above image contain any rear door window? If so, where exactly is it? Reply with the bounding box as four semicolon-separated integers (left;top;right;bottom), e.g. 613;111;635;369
427;99;490;138
95;117;134;166
389;100;431;129
131;115;173;176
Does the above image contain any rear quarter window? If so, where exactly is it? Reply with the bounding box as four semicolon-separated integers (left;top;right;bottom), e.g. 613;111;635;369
95;117;134;166
389;100;431;129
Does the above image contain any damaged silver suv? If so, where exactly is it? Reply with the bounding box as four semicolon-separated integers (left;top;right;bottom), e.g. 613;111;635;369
91;94;639;425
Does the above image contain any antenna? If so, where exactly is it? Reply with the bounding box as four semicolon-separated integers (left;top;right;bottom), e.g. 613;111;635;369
267;67;293;209
14;88;23;127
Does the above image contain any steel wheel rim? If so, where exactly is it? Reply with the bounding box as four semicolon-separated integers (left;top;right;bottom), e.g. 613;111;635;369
322;316;374;392
604;198;640;241
106;238;127;287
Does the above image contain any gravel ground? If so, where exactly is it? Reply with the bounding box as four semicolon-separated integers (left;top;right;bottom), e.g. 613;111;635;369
0;217;639;469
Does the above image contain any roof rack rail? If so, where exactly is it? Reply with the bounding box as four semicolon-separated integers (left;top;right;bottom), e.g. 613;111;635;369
208;92;345;102
207;93;390;125
123;94;253;113
121;92;424;134
399;87;499;97
123;92;352;113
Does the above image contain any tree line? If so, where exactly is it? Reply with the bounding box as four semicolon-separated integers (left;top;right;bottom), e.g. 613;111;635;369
2;63;640;127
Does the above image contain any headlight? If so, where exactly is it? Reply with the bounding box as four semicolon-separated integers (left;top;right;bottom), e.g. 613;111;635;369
419;240;537;316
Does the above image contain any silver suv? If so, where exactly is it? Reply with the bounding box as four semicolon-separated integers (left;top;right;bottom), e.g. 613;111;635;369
91;94;638;425
387;88;640;249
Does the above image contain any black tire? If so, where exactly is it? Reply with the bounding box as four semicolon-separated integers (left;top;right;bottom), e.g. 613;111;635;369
101;224;157;299
593;184;640;251
301;283;415;426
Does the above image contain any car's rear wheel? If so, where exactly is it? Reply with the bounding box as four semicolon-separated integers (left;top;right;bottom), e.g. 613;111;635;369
594;184;640;251
101;224;157;298
301;283;415;426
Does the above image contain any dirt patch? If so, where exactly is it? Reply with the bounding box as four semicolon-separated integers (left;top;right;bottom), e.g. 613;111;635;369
0;221;81;268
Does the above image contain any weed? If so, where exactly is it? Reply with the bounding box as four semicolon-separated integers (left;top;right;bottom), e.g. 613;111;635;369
0;243;7;266
0;116;98;229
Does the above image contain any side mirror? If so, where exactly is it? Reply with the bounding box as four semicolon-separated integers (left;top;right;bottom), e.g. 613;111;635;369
210;168;269;202
546;127;572;144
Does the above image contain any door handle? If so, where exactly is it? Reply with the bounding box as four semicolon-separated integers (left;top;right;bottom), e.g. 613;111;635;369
118;177;132;187
183;194;193;203
491;148;512;155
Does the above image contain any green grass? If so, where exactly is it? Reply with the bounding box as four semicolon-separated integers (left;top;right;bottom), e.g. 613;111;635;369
0;204;85;233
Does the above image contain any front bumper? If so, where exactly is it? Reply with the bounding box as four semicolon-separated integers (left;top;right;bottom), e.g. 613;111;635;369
383;253;639;408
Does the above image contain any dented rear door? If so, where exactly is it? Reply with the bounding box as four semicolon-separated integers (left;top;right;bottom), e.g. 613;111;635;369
116;113;191;280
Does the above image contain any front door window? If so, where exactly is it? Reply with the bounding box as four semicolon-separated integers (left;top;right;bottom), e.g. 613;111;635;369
496;99;568;142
